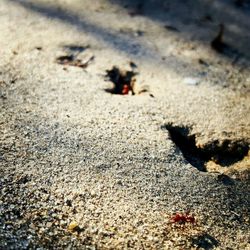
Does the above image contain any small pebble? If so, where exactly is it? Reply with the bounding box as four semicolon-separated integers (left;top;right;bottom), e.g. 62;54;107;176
183;77;199;85
68;221;78;231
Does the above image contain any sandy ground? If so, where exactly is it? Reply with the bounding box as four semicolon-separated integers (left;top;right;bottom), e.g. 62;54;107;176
0;0;250;249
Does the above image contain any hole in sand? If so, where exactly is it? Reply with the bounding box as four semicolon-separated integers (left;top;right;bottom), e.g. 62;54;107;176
164;124;249;174
104;64;138;95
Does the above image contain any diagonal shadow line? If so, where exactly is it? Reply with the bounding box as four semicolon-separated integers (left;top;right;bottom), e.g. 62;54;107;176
7;0;157;60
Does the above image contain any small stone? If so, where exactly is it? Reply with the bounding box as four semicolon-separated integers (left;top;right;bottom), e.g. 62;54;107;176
59;220;66;226
68;221;79;232
46;222;53;228
90;190;96;196
183;77;199;85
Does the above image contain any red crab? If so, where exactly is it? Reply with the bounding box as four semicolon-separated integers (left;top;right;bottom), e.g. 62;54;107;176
122;84;130;95
171;212;195;224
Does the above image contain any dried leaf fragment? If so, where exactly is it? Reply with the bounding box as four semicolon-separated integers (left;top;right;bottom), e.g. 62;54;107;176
56;55;94;69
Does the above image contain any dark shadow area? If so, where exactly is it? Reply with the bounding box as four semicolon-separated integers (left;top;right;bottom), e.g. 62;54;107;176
165;125;207;171
191;233;220;250
164;124;249;172
109;0;250;61
217;174;235;185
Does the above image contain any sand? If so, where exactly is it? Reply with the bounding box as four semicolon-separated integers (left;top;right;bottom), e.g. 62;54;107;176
0;0;250;249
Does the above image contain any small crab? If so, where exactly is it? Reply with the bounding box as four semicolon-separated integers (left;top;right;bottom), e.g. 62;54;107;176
171;212;195;224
